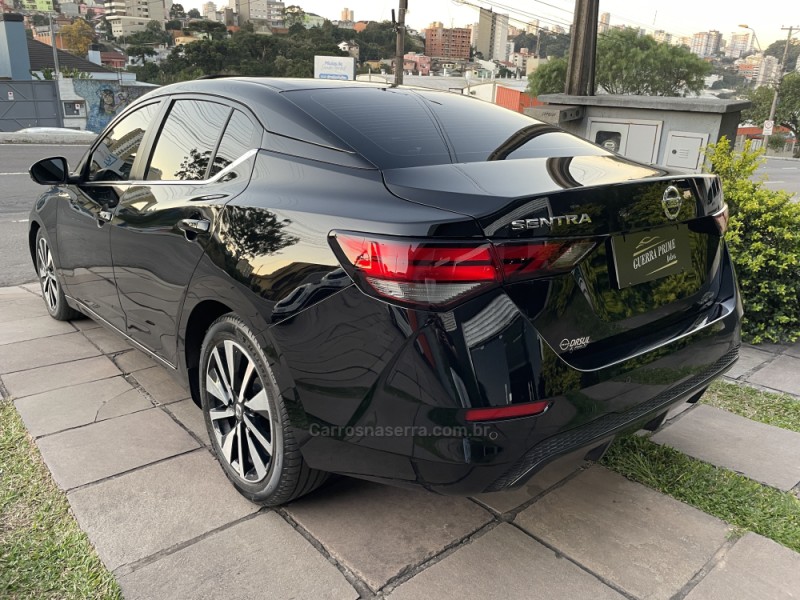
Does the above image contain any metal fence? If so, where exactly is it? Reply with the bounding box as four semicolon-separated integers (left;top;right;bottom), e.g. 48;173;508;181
0;80;61;132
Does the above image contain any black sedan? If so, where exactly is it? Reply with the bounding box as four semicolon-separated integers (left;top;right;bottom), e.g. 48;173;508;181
28;78;741;506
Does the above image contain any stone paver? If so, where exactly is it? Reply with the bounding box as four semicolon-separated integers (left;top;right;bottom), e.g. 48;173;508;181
15;376;152;437
747;355;800;396
2;355;120;398
114;349;158;374
287;478;492;591
37;408;199;489
388;523;624;600
164;399;208;444
653;404;800;491
0;285;35;299
516;466;730;600
0;314;75;346
473;450;586;514
725;346;773;380
0;331;100;374
685;533;800;600
20;283;42;296
81;326;133;354
786;342;800;359
131;366;190;404
118;512;358;600
68;451;259;571
0;296;48;323
71;317;102;331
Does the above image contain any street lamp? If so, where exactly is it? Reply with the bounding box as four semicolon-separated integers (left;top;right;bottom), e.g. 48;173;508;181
738;24;761;53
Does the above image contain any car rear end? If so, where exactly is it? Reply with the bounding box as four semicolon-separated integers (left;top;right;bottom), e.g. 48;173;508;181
277;86;741;493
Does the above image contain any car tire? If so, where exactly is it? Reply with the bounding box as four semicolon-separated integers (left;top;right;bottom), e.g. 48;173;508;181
35;229;80;321
199;314;328;506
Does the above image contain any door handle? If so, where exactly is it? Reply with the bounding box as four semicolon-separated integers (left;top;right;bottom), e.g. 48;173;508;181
178;218;211;234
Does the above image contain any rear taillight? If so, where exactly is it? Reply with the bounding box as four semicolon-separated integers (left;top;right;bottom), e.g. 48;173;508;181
712;204;729;236
331;233;500;308
495;240;596;283
330;232;594;309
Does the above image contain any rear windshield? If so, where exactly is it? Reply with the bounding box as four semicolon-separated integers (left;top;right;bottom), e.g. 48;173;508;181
284;87;605;169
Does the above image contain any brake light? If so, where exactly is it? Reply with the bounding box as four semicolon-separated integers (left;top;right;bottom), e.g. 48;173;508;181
712;204;729;236
330;232;594;309
465;400;550;421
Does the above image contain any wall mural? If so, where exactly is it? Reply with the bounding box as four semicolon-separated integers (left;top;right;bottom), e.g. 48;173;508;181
72;80;149;133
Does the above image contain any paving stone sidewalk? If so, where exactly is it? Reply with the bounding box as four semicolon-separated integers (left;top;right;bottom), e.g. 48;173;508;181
2;283;799;600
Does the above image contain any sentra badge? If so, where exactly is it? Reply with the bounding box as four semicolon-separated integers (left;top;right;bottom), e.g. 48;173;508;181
511;214;592;230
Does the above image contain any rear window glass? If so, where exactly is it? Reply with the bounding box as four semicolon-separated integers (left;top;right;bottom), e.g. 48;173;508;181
286;88;604;169
417;91;606;162
286;88;451;168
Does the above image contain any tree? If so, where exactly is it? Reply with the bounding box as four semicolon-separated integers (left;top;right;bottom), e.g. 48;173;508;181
527;57;567;95
527;28;709;97
595;28;709;95
165;20;183;31
127;44;157;65
170;3;186;19
187;8;201;19
743;72;800;157
60;19;94;57
284;5;305;28
187;20;228;40
764;39;800;75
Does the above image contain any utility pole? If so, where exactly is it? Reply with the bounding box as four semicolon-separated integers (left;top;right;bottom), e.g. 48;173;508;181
393;0;407;87
49;12;64;127
565;0;599;95
764;25;798;151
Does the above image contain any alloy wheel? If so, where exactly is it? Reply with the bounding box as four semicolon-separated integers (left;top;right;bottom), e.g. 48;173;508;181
205;339;275;483
37;237;59;313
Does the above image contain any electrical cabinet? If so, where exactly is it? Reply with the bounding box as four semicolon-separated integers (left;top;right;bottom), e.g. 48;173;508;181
587;118;663;164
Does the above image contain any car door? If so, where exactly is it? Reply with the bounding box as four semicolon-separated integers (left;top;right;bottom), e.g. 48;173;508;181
110;97;260;365
56;101;163;331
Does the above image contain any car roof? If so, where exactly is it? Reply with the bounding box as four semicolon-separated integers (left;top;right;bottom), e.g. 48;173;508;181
132;77;419;154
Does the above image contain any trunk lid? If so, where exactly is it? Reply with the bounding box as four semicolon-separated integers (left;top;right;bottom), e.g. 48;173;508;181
383;156;728;371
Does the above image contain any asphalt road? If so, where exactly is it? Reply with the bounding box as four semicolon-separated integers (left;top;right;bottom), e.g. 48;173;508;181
0;144;89;287
757;157;800;196
0;145;797;288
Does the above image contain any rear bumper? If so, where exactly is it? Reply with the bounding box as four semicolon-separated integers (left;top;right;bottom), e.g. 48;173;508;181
483;344;738;492
270;248;742;496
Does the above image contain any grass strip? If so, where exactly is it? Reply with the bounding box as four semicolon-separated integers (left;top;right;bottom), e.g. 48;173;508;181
601;435;800;553
0;399;121;600
702;380;800;433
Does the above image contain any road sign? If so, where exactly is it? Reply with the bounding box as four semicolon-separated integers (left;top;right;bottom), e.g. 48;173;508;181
763;120;774;136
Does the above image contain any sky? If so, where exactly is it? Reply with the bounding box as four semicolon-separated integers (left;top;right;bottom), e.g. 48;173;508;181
186;0;792;50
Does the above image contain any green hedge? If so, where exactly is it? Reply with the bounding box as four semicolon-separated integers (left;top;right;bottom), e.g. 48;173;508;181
705;138;800;343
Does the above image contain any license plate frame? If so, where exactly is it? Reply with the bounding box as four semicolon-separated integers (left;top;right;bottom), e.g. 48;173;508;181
611;225;692;289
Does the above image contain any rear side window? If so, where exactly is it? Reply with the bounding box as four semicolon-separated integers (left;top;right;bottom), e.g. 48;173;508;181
209;110;255;178
88;103;160;182
146;100;230;181
286;88;452;168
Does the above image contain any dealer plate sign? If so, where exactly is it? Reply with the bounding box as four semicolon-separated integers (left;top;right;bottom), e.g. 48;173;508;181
611;226;691;289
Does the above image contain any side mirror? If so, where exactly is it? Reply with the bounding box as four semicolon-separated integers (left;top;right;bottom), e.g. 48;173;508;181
30;157;69;186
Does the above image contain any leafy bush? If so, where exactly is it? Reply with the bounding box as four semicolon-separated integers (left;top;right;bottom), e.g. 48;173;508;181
705;137;800;343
